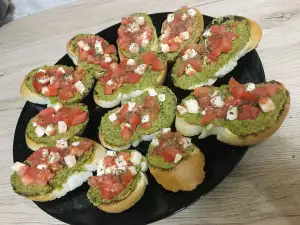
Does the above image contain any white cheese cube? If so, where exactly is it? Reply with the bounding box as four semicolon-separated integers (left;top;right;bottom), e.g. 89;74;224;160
141;31;148;40
11;162;26;172
41;86;49;95
49;76;55;84
167;13;174;23
58;67;65;74
104;55;112;63
162;128;171;133
48;152;60;164
158;94;166;102
58;121;68;134
72;141;80;146
182;54;189;61
65;74;73;82
128;102;136;112
141;39;149;47
181;137;192;149
179;31;190;40
106;80;113;85
108;113;117;122
95;40;103;55
83;44;90;51
211;95;224;108
160;43;170;53
56;138;68;149
42;149;49;157
64;155;76;168
134;64;147;75
38;69;46;73
130;151;142;165
116;155;127;167
128;166;137;175
53;103;63;112
187;8;196;17
37;164;47;170
45;124;55;136
203;29;211;37
201;109;206;116
77;40;85;48
181;13;188;21
185;64;197;76
174;154;183;163
127;23;140;33
74;80;85;94
32;122;38;127
97;163;105;176
106;150;117;157
141;115;150;123
148;88;157;96
129;43;140;53
105;167;112;174
189;49;198;58
226;106;238;120
141;161;148;172
184;99;199;114
35;126;45;137
177;105;188;115
259;97;275;112
135;16;145;25
246;83;256;92
38;76;50;84
127;59;136;66
151;137;160;147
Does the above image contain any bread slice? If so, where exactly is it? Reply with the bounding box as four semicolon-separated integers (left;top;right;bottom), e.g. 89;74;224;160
149;147;205;192
159;8;204;62
175;83;290;146
11;142;106;202
172;16;262;90
95;172;148;213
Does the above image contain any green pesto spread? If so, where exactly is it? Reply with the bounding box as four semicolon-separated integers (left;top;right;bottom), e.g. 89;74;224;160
177;84;288;137
24;65;95;105
99;86;177;147
25;104;89;146
10;136;96;196
117;13;159;59
172;16;251;89
87;172;141;206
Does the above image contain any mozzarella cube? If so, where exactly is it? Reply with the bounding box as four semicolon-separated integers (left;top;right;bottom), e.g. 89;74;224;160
203;29;211;37
177;105;188;115
211;95;224;108
148;88;157;96
226;106;238;120
130;151;142;165
174;154;183;163
74;80;85;94
167;13;174;23
182;54;189;61
42;149;49;157
127;59;136;66
49;76;55;84
45;124;55;136
108;113;117;122
246;83;256;92
11;162;26;172
38;69;46;73
141;115;150;123
160;43;170;53
158;94;166;102
58;67;65;74
41;86;49;95
134;64;147;75
72;141;80;146
95;40;103;55
129;43;140;53
162;128;171;133
151;137;160;147
181;137;192;149
48;152;60;164
259;97;275;112
35;126;45;137
77;40;85;48
97;163;105;176
53;103;63;112
38;76;50;84
64;155;76;168
58;121;68;134
127;22;140;33
141;31;148;40
181;13;188;21
56;138;68;149
83;44;90;51
187;8;196;17
184;99;199;113
141;39;149;47
128;166;137;176
106;150;117;157
115;155;127;167
104;55;112;63
201;109;206;116
124;123;132;128
105;167;112;174
135;16;145;25
128;102;136;112
185;64;197;76
32;122;38;127
141;161;148;172
179;31;190;41
106;80;113;85
37;164;47;170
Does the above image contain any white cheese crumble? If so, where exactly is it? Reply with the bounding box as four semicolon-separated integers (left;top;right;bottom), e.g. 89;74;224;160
167;13;174;23
74;80;85;94
37;164;47;170
11;162;26;172
184;99;199;113
42;149;49;157
127;59;136;66
135;16;145;25
174;154;183;163
134;64;147;75
56;138;68;149
64;155;76;168
187;8;196;17
141;39;149;47
162;127;171;133
181;13;188;21
77;40;85;48
130;151;142;165
181;137;192;149
108;113;117;122
45;124;55;136
141;161;148;172
177;105;188;115
104;55;112;63
35;126;45;137
158;94;166;102
148;88;157;96
160;43;170;53
185;64;197;76
106;80;113;85
259;97;275;112
58;67;65;74
128;102;136;112
179;31;190;40
202;29;211;37
246;83;256;92
129;43;140;53
58;121;68;134
127;22;140;33
226;106;238;120
38;76;50;84
38;69;46;73
106;150;117;157
41;86;49;95
151;137;159;147
32;122;38;127
95;40;103;55
211;95;224;108
72;141;80;146
141;115;150;123
128;166;137;175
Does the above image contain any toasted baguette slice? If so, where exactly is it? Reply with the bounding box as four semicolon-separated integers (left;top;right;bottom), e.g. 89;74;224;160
158;7;204;62
20;65;95;105
172;15;262;90
11;140;106;202
117;13;159;61
175;81;290;146
25;104;89;150
93;52;167;108
99;86;177;151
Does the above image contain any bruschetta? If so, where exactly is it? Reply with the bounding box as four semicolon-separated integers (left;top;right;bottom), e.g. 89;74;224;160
158;7;204;62
175;79;290;146
172;15;262;90
117;13;159;60
87;150;148;213
11;137;106;202
25;104;89;150
20;65;95;105
93;51;167;108
147;130;205;192
99;86;177;151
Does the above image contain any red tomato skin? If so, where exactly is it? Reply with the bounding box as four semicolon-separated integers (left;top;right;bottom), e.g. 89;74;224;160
238;104;261;120
144;96;156;108
104;45;117;54
141;121;152;129
160;147;182;163
103;156;116;167
151;60;164;71
128;113;141;127
141;52;157;65
127;73;141;83
201;107;216;125
194;87;210;98
59;89;74;101
169;43;180;52
104;84;114;95
121;126;132;141
71;111;87;126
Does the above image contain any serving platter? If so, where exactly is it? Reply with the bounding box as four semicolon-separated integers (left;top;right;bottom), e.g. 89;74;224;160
13;12;265;225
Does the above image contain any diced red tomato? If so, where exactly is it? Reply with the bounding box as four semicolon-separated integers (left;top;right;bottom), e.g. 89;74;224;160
45;84;59;97
32;80;44;92
118;151;131;161
121;17;132;25
39;108;55;117
141;52;157;65
79;50;89;61
169;43;180;52
210;25;226;34
121;170;134;185
224;96;241;107
229;78;246;98
187;59;202;71
177;62;187;77
66;107;87;126
238;104;261;120
127;73;141;83
119;104;129;115
141;121;152;129
151;60;164;71
128;113;141;127
264;83;281;96
104;45;117;54
71;111;87;126
201;107;216;125
160;147;182;163
104;84;114;95
198;96;211;108
103;156;116;167
194;87;210;97
144;96;156;108
121;126;132;141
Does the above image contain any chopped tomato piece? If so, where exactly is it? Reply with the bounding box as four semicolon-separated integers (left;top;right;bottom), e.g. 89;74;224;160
59;88;74;101
104;84;114;95
187;59;202;71
238;104;261;120
169;43;180;52
144;96;156;108
198;96;211;108
194;87;210;97
127;73;141;83
224;96;241;107
141;52;157;65
87;55;96;63
141;121;152;129
151;60;164;71
121;170;134;185
71;111;87;126
79;50;89;61
201;107;216;125
160;147;182;163
103;156;116;167
32;80;44;92
39;108;55;117
128;113;141;127
177;62;187;77
210;25;226;34
118;151;131;161
119;104;129;115
104;45;117;54
121;17;132;25
45;84;59;97
264;83;281;96
121;126;132;141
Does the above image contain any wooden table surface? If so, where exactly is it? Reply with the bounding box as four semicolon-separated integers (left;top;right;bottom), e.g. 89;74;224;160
1;0;299;224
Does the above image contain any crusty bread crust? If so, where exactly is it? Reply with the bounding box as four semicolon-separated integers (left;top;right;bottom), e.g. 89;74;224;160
175;84;290;146
149;147;205;192
96;172;147;213
66;39;79;65
20;80;48;105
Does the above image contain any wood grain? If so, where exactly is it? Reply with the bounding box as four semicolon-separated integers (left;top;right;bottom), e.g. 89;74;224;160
1;0;300;224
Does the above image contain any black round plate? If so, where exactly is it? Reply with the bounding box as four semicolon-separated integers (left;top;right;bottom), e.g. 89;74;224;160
13;12;265;225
